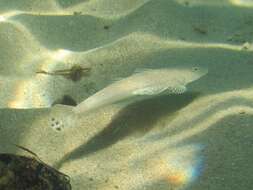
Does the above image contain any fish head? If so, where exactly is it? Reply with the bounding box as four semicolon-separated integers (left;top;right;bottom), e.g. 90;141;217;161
180;66;208;85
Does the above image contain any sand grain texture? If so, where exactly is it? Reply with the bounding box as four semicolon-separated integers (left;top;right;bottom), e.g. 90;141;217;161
0;0;253;189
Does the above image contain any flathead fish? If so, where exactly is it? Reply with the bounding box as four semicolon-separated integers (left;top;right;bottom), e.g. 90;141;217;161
73;67;208;114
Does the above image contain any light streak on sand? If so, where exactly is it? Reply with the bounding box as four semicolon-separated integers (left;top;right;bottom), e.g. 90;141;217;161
50;49;72;61
8;77;50;108
169;105;253;145
230;0;253;6
0;11;24;22
0;16;5;22
126;144;204;189
145;88;253;142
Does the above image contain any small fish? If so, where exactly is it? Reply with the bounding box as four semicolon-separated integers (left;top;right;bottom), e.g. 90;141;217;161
36;65;91;82
72;67;208;114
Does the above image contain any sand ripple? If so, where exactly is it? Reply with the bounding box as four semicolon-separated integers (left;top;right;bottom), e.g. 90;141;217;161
0;0;253;190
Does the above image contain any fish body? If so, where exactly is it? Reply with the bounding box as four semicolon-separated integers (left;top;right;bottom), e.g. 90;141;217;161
73;67;208;114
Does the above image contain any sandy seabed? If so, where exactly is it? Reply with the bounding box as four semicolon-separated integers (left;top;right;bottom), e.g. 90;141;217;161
0;0;253;189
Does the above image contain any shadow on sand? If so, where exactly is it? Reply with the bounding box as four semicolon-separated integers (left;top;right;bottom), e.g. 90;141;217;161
55;92;200;168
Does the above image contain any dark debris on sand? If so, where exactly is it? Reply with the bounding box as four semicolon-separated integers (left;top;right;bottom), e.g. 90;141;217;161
0;153;71;190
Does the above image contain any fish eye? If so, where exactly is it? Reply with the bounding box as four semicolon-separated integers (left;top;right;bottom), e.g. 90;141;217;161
193;67;199;71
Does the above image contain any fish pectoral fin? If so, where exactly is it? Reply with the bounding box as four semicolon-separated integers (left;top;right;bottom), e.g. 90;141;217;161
132;86;168;95
132;84;187;96
166;85;187;94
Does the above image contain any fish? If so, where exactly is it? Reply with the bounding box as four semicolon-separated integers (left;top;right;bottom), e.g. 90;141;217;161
36;65;91;82
72;66;208;114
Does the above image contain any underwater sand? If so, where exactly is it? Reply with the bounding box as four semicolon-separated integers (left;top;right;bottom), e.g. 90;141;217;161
0;0;253;189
